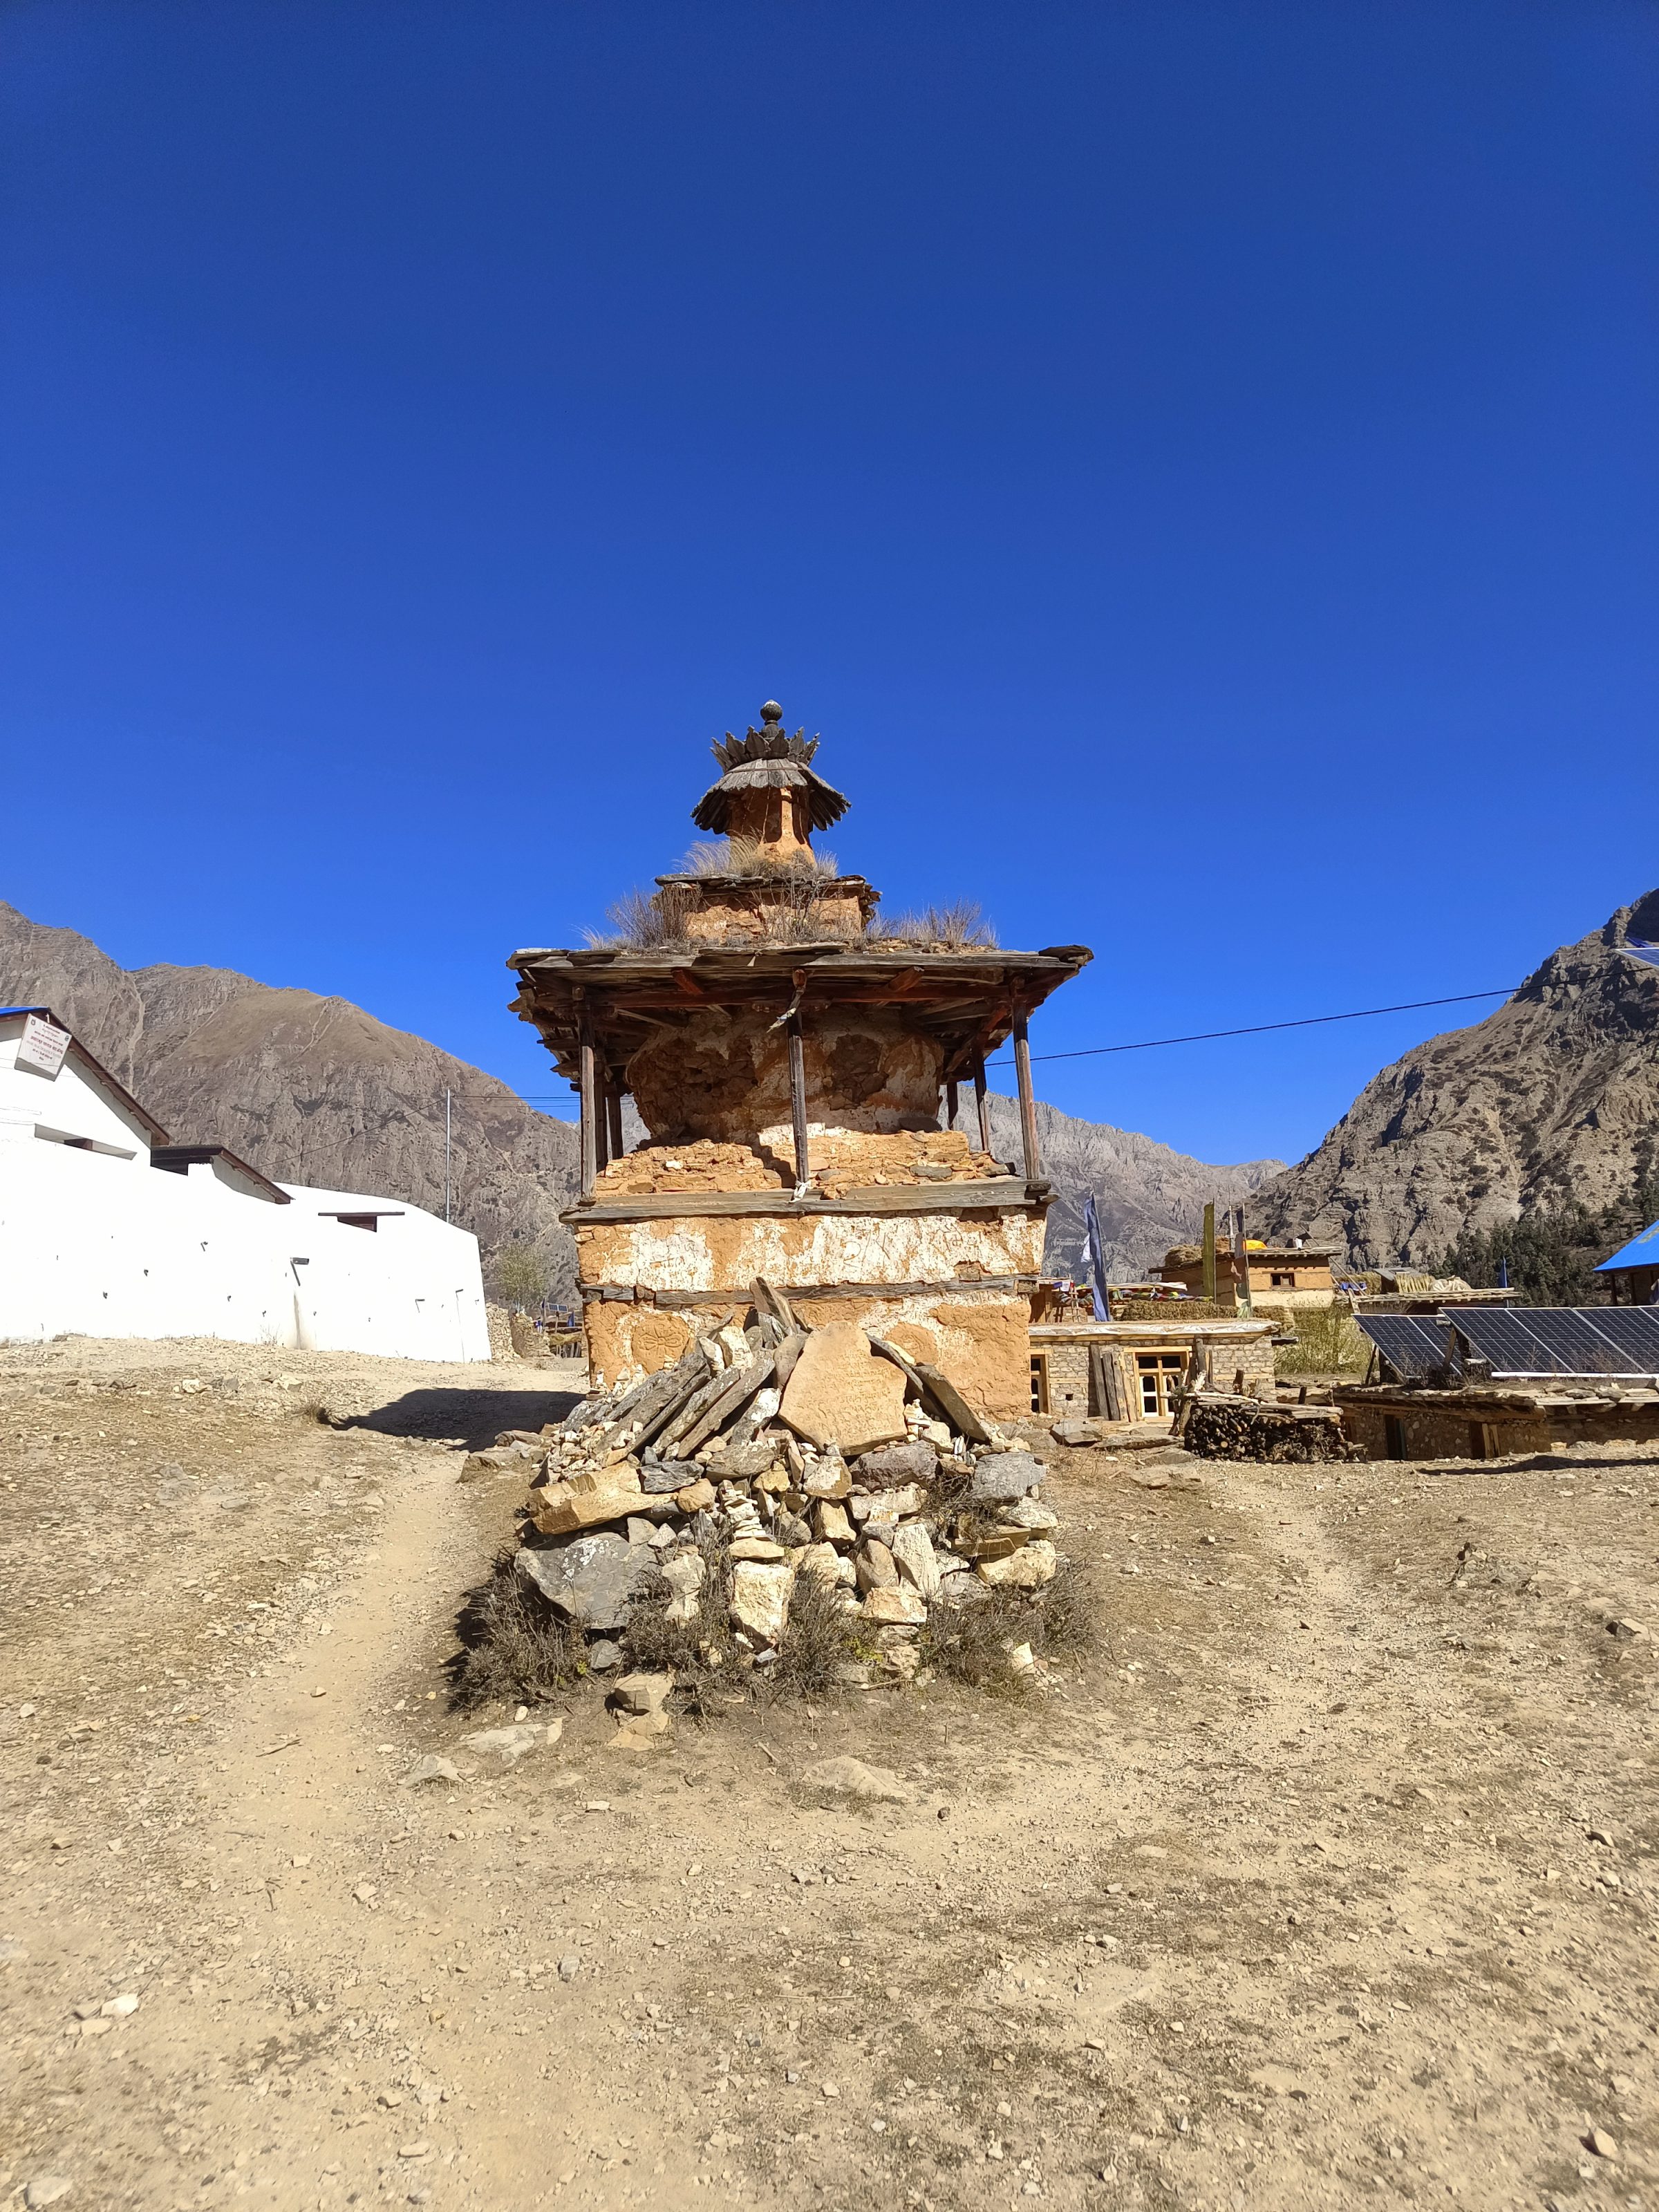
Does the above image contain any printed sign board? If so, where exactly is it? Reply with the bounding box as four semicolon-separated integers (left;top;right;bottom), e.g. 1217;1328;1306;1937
17;1015;71;1078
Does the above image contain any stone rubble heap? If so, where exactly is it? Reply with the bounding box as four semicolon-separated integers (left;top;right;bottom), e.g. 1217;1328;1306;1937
464;1301;1062;1681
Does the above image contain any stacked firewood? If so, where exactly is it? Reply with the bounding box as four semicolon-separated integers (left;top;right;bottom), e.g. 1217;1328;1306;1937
1177;1392;1360;1464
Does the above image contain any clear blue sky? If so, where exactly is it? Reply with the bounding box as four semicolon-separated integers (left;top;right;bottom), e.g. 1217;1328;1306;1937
3;1;1655;1166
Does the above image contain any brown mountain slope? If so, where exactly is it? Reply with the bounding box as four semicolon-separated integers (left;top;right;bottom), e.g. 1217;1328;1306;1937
974;1091;1282;1280
1253;891;1659;1267
1;901;1286;1295
0;903;581;1288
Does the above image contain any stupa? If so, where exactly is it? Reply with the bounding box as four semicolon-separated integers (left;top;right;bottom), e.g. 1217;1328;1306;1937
507;702;1090;1417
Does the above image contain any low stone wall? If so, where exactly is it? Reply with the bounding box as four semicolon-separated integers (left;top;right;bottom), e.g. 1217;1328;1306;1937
1337;1389;1659;1461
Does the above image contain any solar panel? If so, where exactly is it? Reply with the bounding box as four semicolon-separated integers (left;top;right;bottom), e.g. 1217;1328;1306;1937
1357;1314;1452;1380
1572;1307;1659;1372
1452;1306;1659;1378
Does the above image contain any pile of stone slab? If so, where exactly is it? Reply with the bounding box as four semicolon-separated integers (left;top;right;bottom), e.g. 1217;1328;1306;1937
1177;1391;1361;1463
466;1296;1062;1680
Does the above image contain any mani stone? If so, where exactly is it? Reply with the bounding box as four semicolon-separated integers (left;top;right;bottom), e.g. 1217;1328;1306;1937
780;1324;910;1458
853;1440;936;1488
729;1561;792;1645
977;1538;1058;1590
891;1521;941;1601
531;1461;645;1535
515;1535;652;1631
968;1451;1044;1503
861;1586;928;1627
856;1539;900;1593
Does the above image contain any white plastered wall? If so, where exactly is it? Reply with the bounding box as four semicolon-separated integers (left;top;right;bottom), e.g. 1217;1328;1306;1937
0;1028;489;1360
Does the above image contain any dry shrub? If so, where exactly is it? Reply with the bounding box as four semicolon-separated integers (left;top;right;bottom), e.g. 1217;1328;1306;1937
1275;1304;1371;1377
617;1522;735;1687
583;883;694;951
919;1553;1101;1691
1029;1554;1100;1659
451;1553;585;1709
872;900;998;950
680;838;841;881
764;1569;871;1699
919;1584;1038;1696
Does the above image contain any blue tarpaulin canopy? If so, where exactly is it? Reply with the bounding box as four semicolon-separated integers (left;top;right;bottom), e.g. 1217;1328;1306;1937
1596;1217;1659;1273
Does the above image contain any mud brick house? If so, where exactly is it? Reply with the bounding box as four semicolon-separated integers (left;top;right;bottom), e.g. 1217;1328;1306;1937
1029;1315;1279;1423
1156;1237;1339;1318
507;704;1091;1418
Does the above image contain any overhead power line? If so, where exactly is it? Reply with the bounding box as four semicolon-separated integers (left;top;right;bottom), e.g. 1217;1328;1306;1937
435;984;1518;1105
982;986;1519;1067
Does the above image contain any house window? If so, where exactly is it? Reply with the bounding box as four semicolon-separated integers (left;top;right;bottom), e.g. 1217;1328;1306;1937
1385;1415;1409;1460
1029;1354;1050;1416
1135;1351;1185;1419
1270;1271;1295;1288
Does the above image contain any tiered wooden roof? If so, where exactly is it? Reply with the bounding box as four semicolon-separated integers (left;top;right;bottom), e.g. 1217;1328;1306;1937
506;941;1092;1089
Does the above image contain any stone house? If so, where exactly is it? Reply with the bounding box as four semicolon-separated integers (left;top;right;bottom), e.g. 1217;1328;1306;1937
507;704;1091;1420
1029;1315;1279;1424
1156;1238;1339;1319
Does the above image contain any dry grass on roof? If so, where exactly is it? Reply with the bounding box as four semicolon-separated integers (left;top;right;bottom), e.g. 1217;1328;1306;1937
866;899;999;951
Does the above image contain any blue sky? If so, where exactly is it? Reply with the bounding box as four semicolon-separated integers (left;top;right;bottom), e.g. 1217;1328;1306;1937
3;1;1655;1166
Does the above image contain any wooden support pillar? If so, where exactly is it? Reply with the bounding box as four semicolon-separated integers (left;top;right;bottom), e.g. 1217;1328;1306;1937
594;1061;611;1176
945;1077;959;1130
788;971;810;1192
577;1004;597;1200
1011;1009;1041;1182
1201;1200;1217;1306
606;1077;625;1165
973;1050;991;1156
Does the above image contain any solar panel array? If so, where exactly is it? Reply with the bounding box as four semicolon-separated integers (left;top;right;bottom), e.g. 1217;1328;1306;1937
1452;1305;1659;1378
1357;1314;1453;1380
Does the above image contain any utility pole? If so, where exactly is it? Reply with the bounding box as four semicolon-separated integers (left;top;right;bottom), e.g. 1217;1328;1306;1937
444;1088;452;1224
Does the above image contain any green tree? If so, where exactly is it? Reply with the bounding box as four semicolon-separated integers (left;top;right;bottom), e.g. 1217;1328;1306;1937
492;1244;548;1313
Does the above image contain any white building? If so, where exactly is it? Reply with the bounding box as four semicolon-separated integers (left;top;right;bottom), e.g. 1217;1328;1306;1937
0;1006;490;1360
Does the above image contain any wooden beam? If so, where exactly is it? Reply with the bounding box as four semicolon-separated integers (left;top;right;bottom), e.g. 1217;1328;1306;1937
584;1275;1042;1307
788;982;810;1190
577;1002;597;1199
945;1077;959;1129
606;1078;625;1165
593;1058;610;1175
1012;1009;1041;1179
1202;1200;1217;1306
561;1174;1040;1224
973;1049;992;1155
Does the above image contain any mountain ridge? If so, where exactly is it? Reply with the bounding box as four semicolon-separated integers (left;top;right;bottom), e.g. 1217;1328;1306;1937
1252;891;1659;1266
1;900;1282;1293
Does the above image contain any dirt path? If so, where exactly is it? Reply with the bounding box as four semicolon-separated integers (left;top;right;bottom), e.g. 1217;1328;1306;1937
3;1341;1655;2212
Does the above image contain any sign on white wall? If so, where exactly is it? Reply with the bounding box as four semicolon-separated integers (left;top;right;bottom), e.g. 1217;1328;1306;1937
17;1015;70;1078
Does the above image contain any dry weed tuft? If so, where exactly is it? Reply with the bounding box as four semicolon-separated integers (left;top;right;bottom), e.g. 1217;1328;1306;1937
763;1570;871;1699
919;1584;1039;1695
450;1553;585;1709
583;883;694;951
1029;1554;1100;1659
872;900;998;950
618;1523;736;1689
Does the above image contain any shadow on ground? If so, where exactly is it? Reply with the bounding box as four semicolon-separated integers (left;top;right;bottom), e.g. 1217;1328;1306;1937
328;1387;583;1448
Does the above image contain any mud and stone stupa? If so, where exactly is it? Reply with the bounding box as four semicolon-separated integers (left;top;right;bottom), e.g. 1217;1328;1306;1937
508;703;1090;1418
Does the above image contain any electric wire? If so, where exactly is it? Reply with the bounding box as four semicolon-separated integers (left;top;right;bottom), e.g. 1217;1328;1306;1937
441;984;1519;1103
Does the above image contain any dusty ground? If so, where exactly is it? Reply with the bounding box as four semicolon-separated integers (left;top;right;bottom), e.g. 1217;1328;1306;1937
1;1335;1656;2212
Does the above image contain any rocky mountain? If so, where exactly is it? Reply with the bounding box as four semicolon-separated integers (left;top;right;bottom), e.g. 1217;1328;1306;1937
974;1091;1284;1281
1;899;1284;1294
0;902;583;1292
1253;891;1659;1267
